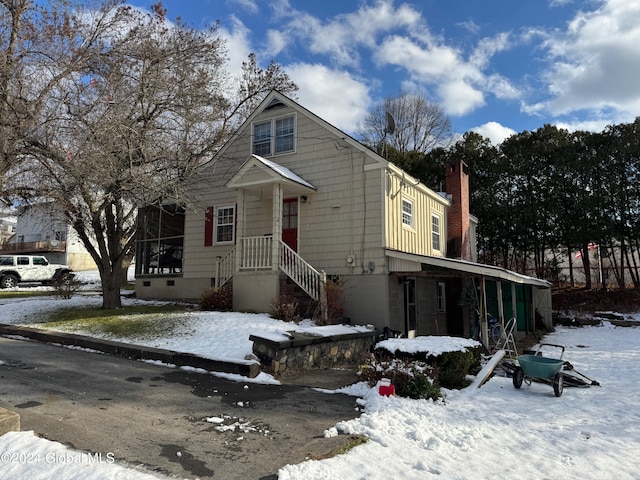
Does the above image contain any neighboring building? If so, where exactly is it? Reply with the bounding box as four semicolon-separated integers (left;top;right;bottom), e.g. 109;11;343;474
0;213;16;246
135;91;552;341
0;203;96;271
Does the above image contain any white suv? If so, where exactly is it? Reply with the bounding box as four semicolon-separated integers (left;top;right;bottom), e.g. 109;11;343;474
0;255;73;288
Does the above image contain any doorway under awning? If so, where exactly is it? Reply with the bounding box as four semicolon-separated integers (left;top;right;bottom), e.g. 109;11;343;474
386;249;553;345
224;155;321;316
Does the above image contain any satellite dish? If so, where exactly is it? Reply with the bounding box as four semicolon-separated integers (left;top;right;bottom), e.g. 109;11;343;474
384;111;396;135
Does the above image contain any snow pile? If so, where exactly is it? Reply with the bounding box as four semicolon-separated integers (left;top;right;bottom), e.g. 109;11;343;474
0;431;160;480
3;273;640;479
376;336;481;355
279;323;640;479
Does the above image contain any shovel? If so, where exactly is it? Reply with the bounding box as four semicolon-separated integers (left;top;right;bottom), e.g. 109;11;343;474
563;361;601;386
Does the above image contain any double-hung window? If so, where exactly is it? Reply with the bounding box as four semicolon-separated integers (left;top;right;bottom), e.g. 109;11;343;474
253;122;272;156
215;206;235;244
402;198;413;227
252;115;295;156
432;213;441;251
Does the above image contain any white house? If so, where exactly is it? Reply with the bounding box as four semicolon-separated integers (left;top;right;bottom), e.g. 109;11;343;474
1;203;96;271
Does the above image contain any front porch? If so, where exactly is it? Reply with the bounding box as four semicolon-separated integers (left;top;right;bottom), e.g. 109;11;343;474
216;235;327;319
220;154;327;320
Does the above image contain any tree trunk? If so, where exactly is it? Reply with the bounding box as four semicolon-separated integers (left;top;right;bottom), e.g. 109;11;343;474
606;246;623;289
567;247;575;288
580;242;592;289
624;241;638;288
101;265;124;309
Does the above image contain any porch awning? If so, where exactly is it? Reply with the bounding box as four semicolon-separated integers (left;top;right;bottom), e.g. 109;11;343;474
386;249;551;288
226;154;316;193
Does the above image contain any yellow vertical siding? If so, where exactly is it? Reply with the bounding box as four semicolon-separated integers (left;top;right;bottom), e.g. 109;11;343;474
384;171;448;257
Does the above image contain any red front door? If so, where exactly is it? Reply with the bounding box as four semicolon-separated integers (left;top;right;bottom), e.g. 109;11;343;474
282;198;298;251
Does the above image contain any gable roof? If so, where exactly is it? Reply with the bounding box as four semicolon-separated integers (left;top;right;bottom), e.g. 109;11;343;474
213;90;389;171
226;154;316;192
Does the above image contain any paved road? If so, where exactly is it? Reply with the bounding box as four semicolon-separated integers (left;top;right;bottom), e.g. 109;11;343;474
0;336;361;479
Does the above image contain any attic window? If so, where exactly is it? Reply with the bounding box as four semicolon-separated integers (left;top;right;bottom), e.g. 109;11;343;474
252;115;295;156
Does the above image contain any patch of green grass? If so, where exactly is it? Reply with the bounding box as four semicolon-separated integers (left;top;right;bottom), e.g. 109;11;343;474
310;435;369;460
0;291;55;299
42;304;191;340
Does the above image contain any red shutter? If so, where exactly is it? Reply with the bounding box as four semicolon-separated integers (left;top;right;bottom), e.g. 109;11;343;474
204;206;213;246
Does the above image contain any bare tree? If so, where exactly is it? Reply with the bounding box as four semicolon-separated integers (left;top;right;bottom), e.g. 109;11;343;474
1;1;297;308
357;91;453;156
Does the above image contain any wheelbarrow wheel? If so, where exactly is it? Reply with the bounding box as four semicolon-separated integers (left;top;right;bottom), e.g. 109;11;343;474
553;373;564;397
513;367;523;389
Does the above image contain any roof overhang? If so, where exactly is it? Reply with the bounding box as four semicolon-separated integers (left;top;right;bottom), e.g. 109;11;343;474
226;154;317;196
386;249;551;288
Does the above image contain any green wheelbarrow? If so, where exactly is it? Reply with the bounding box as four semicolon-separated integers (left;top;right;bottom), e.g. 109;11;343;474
512;343;566;397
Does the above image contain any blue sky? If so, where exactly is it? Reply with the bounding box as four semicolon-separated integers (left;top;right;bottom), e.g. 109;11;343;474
127;0;640;144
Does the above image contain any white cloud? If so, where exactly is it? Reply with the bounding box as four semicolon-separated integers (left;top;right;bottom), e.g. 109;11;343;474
472;122;516;144
285;63;371;133
218;15;252;74
265;29;287;57
532;0;640;123
226;0;259;15
438;81;485;116
266;0;424;69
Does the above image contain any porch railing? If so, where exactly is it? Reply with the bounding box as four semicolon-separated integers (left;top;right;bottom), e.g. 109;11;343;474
0;240;67;254
214;236;327;322
240;236;273;270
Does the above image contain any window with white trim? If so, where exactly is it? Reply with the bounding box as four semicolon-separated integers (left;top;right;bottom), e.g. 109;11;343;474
402;197;413;227
253;121;271;155
252;115;295;156
215;205;235;244
437;281;446;313
432;213;441;250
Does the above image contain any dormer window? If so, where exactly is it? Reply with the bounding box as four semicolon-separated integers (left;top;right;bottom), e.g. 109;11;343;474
252;115;295;156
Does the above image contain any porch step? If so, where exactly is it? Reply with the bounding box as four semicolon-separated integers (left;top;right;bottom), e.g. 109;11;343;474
280;276;319;320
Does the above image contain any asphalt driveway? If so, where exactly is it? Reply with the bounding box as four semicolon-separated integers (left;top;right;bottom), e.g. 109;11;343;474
0;336;362;479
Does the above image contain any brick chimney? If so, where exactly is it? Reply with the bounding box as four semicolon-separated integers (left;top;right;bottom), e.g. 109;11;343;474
445;160;471;260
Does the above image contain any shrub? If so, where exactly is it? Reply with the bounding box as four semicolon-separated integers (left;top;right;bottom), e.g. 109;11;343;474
433;348;481;389
270;296;301;323
53;274;82;300
373;344;482;390
324;276;346;324
199;285;232;311
359;355;441;401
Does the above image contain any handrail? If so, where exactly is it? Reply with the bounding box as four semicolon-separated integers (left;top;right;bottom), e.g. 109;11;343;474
279;240;324;301
215;249;235;287
215;236;327;322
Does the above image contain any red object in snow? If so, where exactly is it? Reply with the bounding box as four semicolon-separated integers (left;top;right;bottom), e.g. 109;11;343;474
378;379;395;396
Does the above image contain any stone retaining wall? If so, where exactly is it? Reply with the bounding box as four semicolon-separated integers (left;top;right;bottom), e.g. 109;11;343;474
250;330;375;375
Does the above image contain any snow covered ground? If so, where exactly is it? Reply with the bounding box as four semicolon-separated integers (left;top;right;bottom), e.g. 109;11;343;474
1;271;639;479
